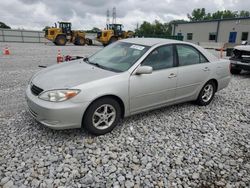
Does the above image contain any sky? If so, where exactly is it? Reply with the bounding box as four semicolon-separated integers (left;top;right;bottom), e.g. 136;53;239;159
0;0;249;31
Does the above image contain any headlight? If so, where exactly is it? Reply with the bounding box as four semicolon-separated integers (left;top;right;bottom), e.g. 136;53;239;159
38;89;80;102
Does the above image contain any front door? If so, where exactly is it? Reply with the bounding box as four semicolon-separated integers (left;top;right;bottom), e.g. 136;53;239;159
129;45;178;113
229;32;237;43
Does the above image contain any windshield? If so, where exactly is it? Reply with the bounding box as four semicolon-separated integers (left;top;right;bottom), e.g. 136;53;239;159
88;42;150;72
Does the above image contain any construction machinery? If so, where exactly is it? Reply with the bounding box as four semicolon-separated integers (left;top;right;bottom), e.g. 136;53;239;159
45;22;92;46
96;24;134;46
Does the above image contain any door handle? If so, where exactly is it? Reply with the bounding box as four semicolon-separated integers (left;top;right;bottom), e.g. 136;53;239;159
168;73;177;78
202;67;210;71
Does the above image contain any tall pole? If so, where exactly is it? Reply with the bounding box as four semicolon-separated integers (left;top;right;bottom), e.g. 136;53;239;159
112;7;116;24
106;9;110;29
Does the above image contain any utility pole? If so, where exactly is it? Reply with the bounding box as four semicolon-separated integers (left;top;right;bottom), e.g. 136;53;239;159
106;9;110;29
112;7;116;24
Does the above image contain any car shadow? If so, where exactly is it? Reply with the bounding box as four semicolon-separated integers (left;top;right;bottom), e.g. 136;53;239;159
236;71;250;78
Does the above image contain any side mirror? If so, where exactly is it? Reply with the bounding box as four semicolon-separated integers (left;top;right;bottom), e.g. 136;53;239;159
136;66;153;75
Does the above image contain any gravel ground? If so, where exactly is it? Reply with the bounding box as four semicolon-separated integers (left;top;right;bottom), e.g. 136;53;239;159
0;42;250;188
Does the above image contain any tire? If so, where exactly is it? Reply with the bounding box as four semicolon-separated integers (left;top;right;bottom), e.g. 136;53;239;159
86;39;93;45
83;97;121;135
74;37;85;46
108;37;118;45
230;68;241;75
196;81;216;106
55;35;67;46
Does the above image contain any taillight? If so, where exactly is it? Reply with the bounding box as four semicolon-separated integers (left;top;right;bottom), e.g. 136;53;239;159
50;31;55;35
103;32;107;37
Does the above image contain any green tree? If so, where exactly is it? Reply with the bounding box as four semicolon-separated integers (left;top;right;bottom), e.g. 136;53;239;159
239;10;250;17
90;27;101;33
0;22;11;29
135;20;187;37
187;8;206;21
187;8;249;21
211;10;237;19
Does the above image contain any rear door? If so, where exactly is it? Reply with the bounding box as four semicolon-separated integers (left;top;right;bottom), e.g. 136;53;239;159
129;45;178;113
175;44;211;100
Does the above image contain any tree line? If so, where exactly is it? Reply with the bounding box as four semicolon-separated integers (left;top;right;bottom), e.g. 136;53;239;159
136;8;250;37
187;8;250;21
0;22;11;29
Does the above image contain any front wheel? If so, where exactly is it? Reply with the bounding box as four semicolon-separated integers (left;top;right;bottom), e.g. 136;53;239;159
55;35;66;46
83;98;121;135
74;37;85;46
196;81;216;106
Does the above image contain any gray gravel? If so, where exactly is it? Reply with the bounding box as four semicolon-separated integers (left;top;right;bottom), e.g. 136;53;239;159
0;42;250;187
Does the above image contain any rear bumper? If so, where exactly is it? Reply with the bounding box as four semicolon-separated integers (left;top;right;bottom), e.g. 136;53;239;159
25;85;90;130
217;75;231;91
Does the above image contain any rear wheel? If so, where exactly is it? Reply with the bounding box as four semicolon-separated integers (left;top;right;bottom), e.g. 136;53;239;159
196;81;216;106
86;38;93;45
83;97;121;135
55;35;67;46
74;37;85;46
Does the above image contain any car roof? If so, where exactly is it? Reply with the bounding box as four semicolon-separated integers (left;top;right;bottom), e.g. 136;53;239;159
121;38;184;46
121;37;219;62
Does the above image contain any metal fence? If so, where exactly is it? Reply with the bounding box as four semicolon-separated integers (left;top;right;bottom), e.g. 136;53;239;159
0;29;47;43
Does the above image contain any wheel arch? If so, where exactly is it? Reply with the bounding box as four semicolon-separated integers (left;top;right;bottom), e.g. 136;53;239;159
82;94;125;126
207;78;218;92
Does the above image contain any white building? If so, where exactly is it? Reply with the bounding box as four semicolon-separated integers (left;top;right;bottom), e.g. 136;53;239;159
172;17;250;44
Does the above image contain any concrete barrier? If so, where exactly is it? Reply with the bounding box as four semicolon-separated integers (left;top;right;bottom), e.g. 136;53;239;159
0;29;48;43
0;29;100;45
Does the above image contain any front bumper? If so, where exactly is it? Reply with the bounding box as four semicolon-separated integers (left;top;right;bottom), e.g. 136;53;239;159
230;59;250;71
25;85;90;129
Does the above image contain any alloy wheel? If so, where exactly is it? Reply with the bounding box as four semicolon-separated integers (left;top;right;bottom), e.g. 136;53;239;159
92;104;116;130
201;84;213;102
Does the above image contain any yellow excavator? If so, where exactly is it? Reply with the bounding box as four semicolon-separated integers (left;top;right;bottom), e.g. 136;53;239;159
45;22;92;46
96;24;134;46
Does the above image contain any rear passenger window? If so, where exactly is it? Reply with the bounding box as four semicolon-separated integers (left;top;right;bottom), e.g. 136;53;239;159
142;45;174;71
176;45;208;66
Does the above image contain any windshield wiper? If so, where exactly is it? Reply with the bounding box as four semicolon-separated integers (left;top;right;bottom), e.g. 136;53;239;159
83;57;122;73
83;57;100;67
83;57;90;63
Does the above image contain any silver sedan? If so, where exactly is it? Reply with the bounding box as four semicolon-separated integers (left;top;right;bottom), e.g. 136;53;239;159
26;38;231;135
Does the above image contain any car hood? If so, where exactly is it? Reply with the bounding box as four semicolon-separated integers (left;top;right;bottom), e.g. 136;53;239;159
31;60;117;90
234;45;250;51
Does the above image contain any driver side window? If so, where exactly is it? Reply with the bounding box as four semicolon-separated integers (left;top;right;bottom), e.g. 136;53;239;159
142;45;174;71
